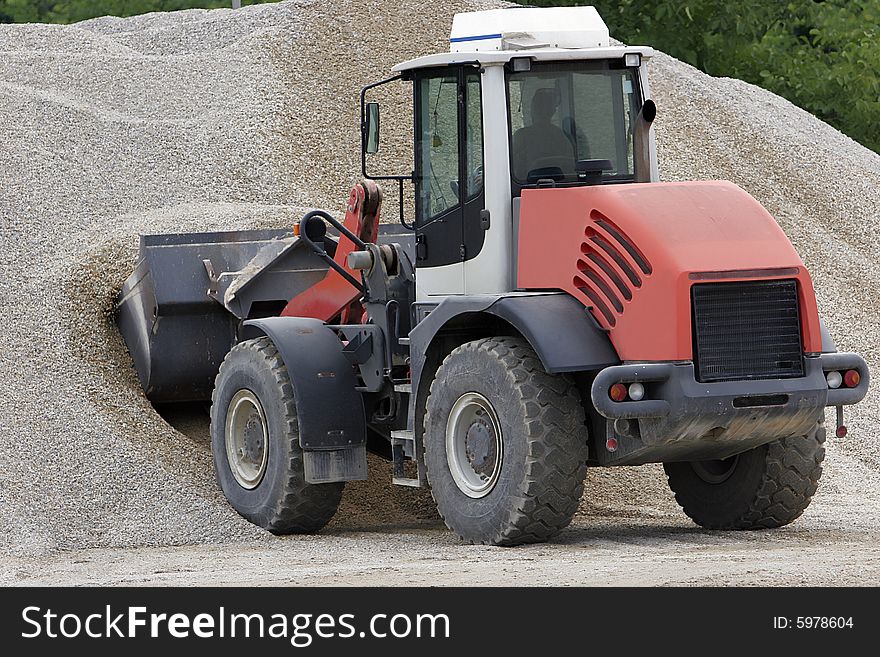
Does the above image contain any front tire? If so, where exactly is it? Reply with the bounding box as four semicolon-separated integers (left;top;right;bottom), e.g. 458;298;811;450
211;337;343;533
664;423;826;529
423;337;589;546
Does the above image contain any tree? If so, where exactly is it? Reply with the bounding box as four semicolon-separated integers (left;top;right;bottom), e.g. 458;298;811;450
518;1;880;152
0;0;55;23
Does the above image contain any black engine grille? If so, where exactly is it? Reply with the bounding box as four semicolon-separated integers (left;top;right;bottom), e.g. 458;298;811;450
692;279;804;382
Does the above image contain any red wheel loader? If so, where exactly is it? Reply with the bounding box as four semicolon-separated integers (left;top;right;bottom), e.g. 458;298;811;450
117;6;869;545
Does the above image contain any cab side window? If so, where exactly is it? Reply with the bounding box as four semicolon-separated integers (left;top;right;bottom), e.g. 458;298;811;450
464;73;483;201
415;66;486;269
417;74;460;221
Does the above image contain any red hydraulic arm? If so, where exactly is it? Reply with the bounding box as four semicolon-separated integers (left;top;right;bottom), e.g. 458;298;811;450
281;180;382;323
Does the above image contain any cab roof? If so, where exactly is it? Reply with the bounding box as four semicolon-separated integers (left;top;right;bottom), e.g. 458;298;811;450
392;7;653;73
392;46;654;73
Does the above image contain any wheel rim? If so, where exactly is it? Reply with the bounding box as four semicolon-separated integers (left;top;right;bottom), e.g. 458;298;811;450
691;455;739;484
445;392;503;498
225;389;269;490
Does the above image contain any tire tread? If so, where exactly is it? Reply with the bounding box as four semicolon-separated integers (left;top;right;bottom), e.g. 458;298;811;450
666;423;826;530
423;337;588;546
212;337;342;534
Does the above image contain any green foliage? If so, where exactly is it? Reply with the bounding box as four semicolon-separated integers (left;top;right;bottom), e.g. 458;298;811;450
0;1;279;25
520;1;880;152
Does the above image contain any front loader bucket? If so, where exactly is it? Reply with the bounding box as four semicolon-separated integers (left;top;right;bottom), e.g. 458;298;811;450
115;229;328;403
116;223;414;404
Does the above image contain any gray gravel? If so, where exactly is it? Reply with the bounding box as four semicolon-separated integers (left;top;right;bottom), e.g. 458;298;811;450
1;0;879;559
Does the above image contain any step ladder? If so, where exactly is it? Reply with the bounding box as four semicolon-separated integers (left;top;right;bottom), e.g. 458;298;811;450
390;430;427;487
389;335;425;486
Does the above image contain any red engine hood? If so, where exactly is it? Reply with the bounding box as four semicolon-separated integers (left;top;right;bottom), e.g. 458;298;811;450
517;181;821;361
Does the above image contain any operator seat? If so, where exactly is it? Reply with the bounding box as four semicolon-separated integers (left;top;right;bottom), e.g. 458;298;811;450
512;88;576;181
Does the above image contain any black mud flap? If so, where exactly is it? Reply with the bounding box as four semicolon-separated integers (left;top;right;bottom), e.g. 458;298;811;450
242;317;368;483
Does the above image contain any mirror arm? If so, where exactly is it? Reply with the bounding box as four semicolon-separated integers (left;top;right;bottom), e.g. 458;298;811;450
360;74;404;179
360;74;416;231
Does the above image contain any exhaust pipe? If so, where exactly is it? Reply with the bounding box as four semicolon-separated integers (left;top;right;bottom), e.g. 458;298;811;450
634;99;656;183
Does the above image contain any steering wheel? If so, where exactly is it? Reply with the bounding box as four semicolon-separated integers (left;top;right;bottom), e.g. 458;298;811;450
528;155;575;173
448;164;485;200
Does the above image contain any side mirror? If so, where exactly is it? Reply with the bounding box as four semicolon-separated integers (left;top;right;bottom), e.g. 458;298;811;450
365;102;380;154
640;99;656;124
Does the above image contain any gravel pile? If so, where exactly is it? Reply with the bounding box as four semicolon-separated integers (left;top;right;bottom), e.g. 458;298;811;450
1;0;878;556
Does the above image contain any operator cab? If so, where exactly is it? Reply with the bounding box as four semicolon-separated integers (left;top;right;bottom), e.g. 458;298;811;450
361;6;657;298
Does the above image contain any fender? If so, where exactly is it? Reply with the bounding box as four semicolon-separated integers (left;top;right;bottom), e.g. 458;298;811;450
405;294;620;463
241;317;367;483
487;294;620;372
409;293;620;383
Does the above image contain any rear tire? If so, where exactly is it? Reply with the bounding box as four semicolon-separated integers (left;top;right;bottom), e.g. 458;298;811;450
211;337;343;533
423;337;589;546
664;423;826;529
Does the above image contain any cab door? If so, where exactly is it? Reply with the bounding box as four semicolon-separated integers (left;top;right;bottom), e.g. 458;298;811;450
414;65;485;297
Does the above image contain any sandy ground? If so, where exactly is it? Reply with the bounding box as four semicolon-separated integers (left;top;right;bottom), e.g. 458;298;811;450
5;426;880;586
5;500;880;586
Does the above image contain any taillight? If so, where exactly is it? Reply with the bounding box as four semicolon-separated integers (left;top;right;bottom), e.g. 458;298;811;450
609;383;628;402
844;370;861;388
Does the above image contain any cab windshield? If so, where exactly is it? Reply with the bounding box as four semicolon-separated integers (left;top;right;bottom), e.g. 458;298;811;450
507;60;642;189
